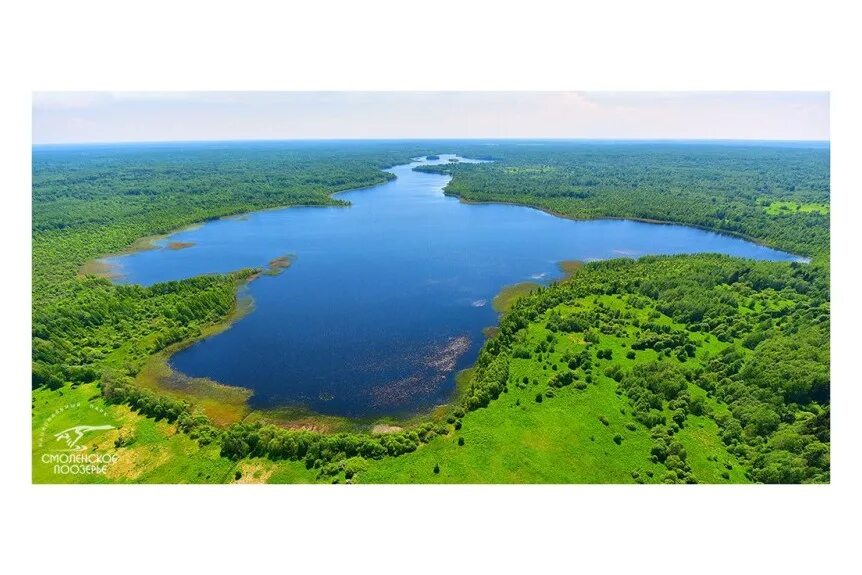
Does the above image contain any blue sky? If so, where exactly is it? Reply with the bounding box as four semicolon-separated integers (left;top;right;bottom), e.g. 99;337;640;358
32;92;829;144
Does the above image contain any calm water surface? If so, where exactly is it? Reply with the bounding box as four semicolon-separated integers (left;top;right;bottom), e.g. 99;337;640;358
108;155;801;417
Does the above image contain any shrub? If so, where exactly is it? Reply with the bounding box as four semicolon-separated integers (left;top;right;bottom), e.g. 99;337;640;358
689;395;707;416
114;432;135;448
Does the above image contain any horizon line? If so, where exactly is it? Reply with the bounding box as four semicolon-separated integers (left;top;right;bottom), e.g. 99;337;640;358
32;136;831;148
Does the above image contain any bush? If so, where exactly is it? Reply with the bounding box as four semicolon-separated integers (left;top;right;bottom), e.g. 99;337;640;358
689;395;707;416
113;431;136;448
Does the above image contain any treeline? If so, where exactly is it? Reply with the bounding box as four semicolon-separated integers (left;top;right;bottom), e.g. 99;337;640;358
220;420;451;469
101;366;456;479
32;270;255;391
102;373;221;446
416;143;829;259
211;346;507;476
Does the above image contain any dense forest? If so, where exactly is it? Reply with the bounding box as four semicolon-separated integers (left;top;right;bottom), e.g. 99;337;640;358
32;141;830;483
417;142;830;260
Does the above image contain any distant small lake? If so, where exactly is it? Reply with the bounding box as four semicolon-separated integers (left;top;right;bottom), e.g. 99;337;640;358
107;155;802;418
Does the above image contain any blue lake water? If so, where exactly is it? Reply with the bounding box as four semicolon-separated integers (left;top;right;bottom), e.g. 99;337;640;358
107;155;802;418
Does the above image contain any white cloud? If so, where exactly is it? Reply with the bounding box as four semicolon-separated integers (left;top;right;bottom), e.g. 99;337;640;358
31;91;830;144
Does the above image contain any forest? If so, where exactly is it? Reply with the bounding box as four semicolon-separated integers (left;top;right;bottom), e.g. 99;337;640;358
416;142;830;260
31;141;829;483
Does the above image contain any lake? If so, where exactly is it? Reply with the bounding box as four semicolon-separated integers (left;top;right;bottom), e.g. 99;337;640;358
107;155;802;418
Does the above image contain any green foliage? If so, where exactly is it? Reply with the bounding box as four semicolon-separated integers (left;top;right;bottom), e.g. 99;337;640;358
218;418;450;481
471;254;829;483
461;353;510;410
32;271;253;389
417;142;829;259
32;142;829;483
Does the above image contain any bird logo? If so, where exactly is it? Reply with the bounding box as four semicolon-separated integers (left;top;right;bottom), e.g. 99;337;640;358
53;425;115;451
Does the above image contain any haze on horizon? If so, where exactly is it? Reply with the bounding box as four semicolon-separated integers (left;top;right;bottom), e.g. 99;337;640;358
32;91;829;145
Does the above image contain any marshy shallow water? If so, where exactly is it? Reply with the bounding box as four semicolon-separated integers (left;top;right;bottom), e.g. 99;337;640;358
107;155;801;417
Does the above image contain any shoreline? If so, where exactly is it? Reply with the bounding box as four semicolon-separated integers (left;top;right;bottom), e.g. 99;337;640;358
77;171;399;281
134;260;469;432
78;222;204;280
92;155;811;432
82;158;808;283
446;192;811;261
135;281;257;426
134;255;583;432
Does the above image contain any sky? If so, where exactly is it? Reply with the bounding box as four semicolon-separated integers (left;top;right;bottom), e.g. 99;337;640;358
32;92;829;144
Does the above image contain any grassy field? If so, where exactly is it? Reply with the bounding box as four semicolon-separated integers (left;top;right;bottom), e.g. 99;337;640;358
764;200;829;215
353;294;748;484
34;381;236;484
32;381;318;484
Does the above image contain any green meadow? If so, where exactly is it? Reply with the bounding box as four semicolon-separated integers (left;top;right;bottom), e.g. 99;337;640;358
32;381;317;484
353;292;750;484
764;201;829;216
